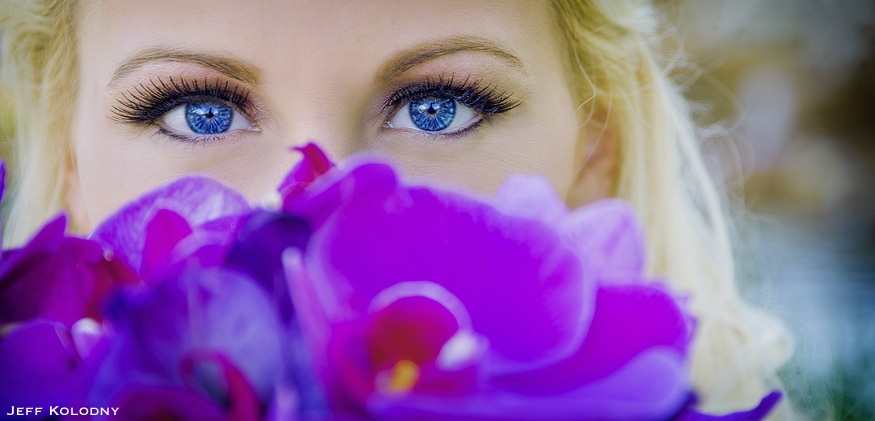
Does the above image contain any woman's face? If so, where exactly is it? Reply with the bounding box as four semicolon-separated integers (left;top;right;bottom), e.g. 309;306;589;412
72;0;597;228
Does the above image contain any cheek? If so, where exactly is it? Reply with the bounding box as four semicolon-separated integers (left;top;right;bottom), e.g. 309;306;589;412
380;112;579;198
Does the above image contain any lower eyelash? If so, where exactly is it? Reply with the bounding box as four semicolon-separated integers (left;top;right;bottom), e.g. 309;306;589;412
385;75;521;116
110;77;252;125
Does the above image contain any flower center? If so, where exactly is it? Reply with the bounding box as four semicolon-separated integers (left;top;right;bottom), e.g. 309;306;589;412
378;359;420;394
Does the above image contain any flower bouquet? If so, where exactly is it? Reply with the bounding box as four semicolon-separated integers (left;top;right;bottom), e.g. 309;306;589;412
0;144;780;420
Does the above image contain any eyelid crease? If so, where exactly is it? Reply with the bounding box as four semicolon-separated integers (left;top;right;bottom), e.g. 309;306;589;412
377;35;527;84
109;48;261;87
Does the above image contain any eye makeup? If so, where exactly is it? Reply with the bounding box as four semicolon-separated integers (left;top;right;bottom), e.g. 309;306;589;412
384;75;520;116
382;74;522;137
109;69;522;144
110;76;259;142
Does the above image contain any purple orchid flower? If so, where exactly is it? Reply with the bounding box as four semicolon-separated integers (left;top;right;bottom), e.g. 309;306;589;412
90;176;252;278
82;159;322;419
87;263;284;419
0;160;138;411
0;144;783;420
278;143;336;211
89;168;312;320
279;145;780;420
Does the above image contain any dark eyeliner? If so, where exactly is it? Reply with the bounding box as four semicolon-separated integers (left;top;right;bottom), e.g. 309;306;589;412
110;77;252;126
385;75;521;116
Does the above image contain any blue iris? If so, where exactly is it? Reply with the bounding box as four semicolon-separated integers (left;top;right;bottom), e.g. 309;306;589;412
185;101;233;134
409;96;455;131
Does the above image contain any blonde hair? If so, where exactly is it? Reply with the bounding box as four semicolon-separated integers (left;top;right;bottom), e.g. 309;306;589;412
551;1;795;417
0;0;76;245
1;0;794;417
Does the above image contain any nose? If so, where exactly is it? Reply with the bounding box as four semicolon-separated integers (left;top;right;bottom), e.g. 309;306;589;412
270;90;366;173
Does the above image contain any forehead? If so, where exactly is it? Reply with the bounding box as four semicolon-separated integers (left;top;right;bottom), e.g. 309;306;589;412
77;1;559;86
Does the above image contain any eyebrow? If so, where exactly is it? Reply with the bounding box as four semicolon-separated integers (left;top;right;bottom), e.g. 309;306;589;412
377;36;526;83
109;48;261;86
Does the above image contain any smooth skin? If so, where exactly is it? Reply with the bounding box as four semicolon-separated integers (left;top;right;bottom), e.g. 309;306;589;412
70;0;615;230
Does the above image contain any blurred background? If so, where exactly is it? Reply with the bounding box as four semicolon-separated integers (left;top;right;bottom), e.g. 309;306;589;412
667;1;875;419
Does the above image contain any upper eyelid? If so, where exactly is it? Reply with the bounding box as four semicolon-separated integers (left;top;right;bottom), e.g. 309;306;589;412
385;76;522;117
110;76;255;125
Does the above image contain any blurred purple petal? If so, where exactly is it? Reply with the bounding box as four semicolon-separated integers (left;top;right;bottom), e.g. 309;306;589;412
90;176;250;271
111;384;226;421
225;210;310;322
304;183;593;375
493;175;570;227
92;265;284;408
560;199;647;280
0;320;91;409
673;391;782;421
492;284;691;395
278;142;336;203
141;209;193;279
0;215;138;327
369;348;688;421
179;351;262;421
283;162;398;228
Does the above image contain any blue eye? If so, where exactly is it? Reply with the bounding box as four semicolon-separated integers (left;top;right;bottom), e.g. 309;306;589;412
161;98;253;138
185;101;233;134
388;95;477;134
409;97;455;131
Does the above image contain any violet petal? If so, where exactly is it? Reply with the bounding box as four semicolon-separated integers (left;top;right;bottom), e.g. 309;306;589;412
278;142;336;203
0;320;86;409
492;284;691;395
0;215;138;327
673;391;782;421
559;199;647;280
91;265;284;407
90;176;250;271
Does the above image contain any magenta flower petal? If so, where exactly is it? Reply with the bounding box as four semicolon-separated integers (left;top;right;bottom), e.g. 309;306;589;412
91;265;284;408
673;391;782;421
304;183;593;374
278;142;336;204
224;210;311;322
179;351;262;421
111;384;226;421
493;174;570;227
367;347;687;421
141;209;193;278
560;199;647;280
492;284;691;395
0;320;90;409
283;161;399;229
90;176;250;271
494;176;646;280
0;215;66;281
0;215;138;327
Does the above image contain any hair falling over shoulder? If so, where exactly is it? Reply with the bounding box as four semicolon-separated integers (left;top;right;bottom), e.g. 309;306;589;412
550;0;796;418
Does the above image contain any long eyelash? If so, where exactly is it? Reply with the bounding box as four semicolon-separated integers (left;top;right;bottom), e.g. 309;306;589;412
385;75;521;116
110;76;251;125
